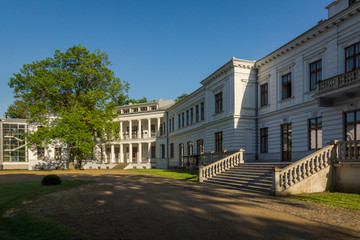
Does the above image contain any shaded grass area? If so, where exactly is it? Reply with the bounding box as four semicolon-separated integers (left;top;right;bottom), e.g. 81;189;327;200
0;180;91;240
290;192;360;210
129;169;198;182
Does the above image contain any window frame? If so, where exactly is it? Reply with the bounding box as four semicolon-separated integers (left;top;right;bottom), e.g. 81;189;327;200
282;73;292;99
309;117;323;150
309;60;322;91
260;128;268;153
215;132;223;152
345;42;360;72
345;110;360;141
37;147;45;160
215;92;223;114
260;83;268;107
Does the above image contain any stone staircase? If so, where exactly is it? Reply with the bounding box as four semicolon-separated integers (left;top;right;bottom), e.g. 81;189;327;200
203;162;290;195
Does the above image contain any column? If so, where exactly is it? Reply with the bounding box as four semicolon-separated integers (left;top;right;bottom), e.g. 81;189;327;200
148;143;152;162
120;121;123;140
111;144;115;163
148;118;151;138
120;144;124;163
138;119;141;139
157;118;161;137
129;120;132;139
129;143;133;163
138;143;142;163
102;144;106;164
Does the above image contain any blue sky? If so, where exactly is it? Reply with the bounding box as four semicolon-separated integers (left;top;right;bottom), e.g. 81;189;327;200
0;0;333;116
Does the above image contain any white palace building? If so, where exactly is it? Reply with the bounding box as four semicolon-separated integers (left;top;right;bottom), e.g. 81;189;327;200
1;0;360;192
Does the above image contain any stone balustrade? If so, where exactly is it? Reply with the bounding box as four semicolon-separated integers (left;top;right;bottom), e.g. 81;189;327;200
198;149;244;182
273;144;334;195
316;68;360;94
333;140;360;162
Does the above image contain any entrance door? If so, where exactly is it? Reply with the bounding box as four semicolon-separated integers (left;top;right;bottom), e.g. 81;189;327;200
132;147;137;162
281;123;292;162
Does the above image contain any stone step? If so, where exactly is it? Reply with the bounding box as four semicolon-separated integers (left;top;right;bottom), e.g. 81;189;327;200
206;178;272;188
203;180;272;195
213;174;272;183
223;171;272;177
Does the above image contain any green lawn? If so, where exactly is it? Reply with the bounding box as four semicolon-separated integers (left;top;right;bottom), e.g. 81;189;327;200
129;169;198;182
290;192;360;210
0;179;91;240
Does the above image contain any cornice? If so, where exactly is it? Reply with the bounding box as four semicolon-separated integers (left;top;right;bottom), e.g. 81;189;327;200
256;3;360;68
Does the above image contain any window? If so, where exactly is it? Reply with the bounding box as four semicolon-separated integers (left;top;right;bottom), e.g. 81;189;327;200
161;144;165;158
190;108;193;124
345;110;360;140
140;107;147;111
345;42;360;72
37;147;45;160
54;147;62;160
151;146;156;158
168;119;172;133
170;143;174;158
282;73;292;99
200;102;205;120
123;109;129;113
182;112;185;128
309;117;322;149
132;108;138;113
349;0;356;6
3;123;26;162
187;142;193;156
197;139;204;154
186;110;189;125
215;132;223;152
215;92;223;113
309;60;322;91
172;118;175;131
178;114;181;129
179;143;184;166
260;128;268;153
260;83;268;107
196;105;199;122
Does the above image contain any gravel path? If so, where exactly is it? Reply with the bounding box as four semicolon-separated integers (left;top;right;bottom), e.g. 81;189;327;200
1;170;360;240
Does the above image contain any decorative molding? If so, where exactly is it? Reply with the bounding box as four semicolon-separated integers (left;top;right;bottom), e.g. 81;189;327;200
277;62;295;74
258;74;271;83
303;47;327;61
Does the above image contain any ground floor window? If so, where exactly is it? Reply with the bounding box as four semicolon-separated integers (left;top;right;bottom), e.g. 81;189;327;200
309;117;322;149
55;147;62;160
260;128;268;153
197;139;204;154
37;147;45;160
187;142;193;156
215;132;222;152
345;110;360;140
161;144;165;158
170;143;174;158
151;146;156;158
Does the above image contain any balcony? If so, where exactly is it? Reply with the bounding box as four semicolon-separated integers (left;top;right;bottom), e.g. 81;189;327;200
314;68;360;107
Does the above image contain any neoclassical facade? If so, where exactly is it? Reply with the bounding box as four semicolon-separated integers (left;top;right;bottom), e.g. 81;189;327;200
1;0;360;170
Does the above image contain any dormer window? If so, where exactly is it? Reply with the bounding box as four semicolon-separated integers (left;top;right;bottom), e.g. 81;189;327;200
132;108;138;113
140;107;147;111
150;106;157;110
123;109;129;114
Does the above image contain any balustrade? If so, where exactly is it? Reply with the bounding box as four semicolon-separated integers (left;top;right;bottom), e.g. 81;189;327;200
198;150;244;182
316;68;360;94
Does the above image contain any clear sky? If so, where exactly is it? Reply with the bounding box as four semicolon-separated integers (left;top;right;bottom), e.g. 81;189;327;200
0;0;334;116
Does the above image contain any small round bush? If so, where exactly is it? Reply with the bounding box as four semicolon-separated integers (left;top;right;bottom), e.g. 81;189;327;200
41;174;62;185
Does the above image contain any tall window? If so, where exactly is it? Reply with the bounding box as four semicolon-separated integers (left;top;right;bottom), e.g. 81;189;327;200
179;143;184;166
345;110;360;140
168;119;172;133
215;92;223;113
282;73;292;99
260;83;268;107
161;144;165;158
309;118;322;150
178;114;181;129
196;105;199;122
170;143;174;158
197;139;204;154
54;147;62;160
182;112;185;128
345;42;360;72
172;118;175;131
190;108;194;124
215;132;223;152
186;110;189;125
37;147;45;160
309;60;322;91
200;102;205;120
151;146;156;158
260;128;268;153
187;142;193;156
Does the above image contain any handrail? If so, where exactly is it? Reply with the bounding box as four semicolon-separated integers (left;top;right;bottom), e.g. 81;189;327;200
273;144;334;194
316;68;360;94
198;149;244;182
333;140;360;162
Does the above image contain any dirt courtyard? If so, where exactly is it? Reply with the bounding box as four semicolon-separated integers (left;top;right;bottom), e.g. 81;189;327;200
1;170;360;240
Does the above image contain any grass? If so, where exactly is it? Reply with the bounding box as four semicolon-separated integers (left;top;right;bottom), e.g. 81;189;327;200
0;179;91;240
129;169;198;182
290;192;360;210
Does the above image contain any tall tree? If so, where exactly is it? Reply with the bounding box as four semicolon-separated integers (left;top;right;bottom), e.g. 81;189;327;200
9;45;128;168
5;100;29;119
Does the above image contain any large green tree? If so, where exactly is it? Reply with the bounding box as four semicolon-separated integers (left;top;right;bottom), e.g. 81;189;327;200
9;45;128;167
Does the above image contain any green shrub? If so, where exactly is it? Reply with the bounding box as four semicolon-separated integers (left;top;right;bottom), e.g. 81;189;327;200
41;175;62;186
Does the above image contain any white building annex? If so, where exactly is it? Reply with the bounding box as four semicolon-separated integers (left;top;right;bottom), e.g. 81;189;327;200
1;0;360;188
